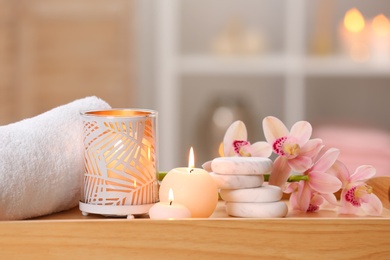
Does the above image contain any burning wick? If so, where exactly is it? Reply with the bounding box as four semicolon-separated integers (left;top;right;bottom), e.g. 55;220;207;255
188;147;195;174
168;188;174;206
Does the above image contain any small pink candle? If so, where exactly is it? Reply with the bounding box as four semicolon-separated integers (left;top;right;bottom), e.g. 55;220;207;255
149;189;191;219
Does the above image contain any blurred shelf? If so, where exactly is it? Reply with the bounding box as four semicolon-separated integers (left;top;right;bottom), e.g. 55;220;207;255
156;1;390;170
178;54;390;76
304;57;390;76
178;54;291;75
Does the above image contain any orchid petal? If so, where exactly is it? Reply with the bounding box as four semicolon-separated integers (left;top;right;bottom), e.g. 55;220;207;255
298;181;311;212
299;138;323;159
262;116;289;144
287;156;312;172
249;141;272;157
350;165;376;183
360;193;371;204
202;160;212;172
321;193;339;206
311;148;340;173
289;191;300;210
361;194;383;216
218;142;224;157
311;194;324;206
309;171;342;194
339;202;360;215
290;121;312;147
328;160;350;184
269;156;291;187
284;182;299;194
223;121;247;156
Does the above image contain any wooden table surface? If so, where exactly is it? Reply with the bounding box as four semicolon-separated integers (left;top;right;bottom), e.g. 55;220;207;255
1;202;390;259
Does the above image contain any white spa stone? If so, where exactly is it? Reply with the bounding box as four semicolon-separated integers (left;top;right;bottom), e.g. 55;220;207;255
220;185;283;203
209;172;264;189
226;201;288;218
211;157;272;175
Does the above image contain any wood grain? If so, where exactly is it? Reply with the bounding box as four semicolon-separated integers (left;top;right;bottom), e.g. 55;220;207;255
367;176;390;209
1;217;390;259
1;203;390;259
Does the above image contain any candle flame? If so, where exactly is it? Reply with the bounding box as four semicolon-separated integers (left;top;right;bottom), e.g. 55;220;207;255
168;188;174;204
372;14;390;36
344;8;365;33
133;179;137;188
188;147;195;169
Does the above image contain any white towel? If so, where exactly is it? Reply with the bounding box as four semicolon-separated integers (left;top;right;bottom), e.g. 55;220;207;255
0;96;111;220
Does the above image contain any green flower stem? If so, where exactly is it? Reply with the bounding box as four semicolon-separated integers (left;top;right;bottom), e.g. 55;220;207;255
158;172;309;182
262;174;308;182
158;172;168;182
287;174;309;182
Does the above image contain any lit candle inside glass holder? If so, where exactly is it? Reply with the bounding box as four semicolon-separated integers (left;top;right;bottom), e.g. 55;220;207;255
159;147;219;218
79;109;159;218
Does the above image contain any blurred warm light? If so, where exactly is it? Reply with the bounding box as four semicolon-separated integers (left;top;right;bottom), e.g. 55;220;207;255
212;106;234;128
211;17;264;56
372;14;390;36
340;8;370;62
350;43;370;62
344;8;365;33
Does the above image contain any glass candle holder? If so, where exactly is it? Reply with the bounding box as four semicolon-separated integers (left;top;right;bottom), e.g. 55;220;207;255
79;109;158;218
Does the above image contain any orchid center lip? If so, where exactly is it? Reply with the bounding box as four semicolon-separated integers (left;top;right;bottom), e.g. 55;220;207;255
273;136;287;156
355;184;372;197
345;184;372;207
283;143;301;158
273;136;300;158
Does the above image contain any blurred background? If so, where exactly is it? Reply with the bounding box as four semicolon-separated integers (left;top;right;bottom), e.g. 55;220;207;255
1;0;390;175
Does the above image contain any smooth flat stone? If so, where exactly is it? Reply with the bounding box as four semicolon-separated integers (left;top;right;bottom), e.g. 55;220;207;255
226;201;288;218
209;172;264;189
211;157;272;175
220;185;282;203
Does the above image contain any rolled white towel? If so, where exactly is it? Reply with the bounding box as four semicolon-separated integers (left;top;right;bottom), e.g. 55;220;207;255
0;96;111;220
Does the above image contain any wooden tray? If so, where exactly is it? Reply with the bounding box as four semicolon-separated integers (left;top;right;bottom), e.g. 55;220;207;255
1;201;390;259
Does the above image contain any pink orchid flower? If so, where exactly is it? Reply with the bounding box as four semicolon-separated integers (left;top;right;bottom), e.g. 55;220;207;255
285;148;342;212
330;161;383;216
222;120;272;157
262;116;323;187
286;182;334;212
202;120;271;172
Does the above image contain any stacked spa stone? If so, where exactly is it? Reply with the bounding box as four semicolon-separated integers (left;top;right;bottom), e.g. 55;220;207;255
210;157;288;218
